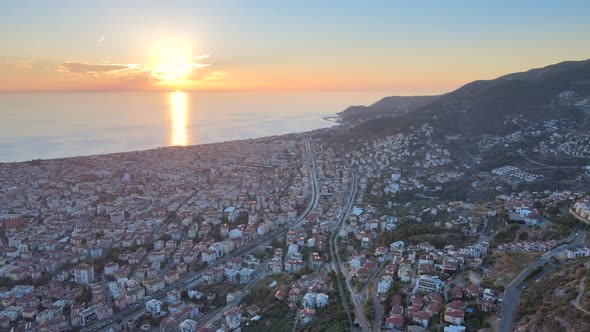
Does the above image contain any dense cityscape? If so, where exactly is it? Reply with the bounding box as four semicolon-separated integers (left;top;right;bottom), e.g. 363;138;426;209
1;86;590;331
2;2;590;332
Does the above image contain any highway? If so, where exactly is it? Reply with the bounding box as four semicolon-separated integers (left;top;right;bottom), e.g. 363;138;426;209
499;230;587;332
328;170;357;330
89;138;320;332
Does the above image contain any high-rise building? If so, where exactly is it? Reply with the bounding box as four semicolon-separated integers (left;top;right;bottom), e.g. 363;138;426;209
74;264;95;285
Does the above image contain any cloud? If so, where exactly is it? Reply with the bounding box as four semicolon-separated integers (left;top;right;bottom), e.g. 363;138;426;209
56;61;157;88
191;63;210;70
205;70;228;80
55;55;227;88
57;61;132;74
194;54;211;61
97;36;105;43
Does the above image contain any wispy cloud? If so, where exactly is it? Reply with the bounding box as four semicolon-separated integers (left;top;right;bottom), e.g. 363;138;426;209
57;61;131;74
55;54;226;88
97;36;105;43
205;70;228;80
194;54;211;61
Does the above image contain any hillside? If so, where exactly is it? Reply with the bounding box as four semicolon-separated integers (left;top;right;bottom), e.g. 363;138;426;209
330;59;590;142
514;257;590;332
338;95;438;122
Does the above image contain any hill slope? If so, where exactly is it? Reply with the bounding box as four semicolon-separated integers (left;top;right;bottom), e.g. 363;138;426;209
333;59;590;141
338;95;438;122
514;257;590;332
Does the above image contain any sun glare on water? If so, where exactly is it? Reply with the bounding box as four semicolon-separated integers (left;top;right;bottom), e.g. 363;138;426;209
169;91;189;146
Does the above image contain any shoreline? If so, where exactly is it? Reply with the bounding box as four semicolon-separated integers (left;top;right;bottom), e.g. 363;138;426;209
323;116;342;123
0;124;341;165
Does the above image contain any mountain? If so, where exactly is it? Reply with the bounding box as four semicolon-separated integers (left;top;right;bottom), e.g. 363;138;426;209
338;95;439;122
334;59;590;141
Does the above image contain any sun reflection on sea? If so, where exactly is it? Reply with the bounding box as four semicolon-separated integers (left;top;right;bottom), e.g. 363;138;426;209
169;91;189;146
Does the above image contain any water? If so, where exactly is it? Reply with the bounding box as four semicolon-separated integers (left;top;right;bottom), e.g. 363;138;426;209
0;91;384;162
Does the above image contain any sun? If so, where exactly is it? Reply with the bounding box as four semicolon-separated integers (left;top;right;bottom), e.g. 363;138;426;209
153;52;193;83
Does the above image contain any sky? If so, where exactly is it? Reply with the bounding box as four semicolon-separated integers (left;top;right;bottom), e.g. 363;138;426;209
1;0;590;93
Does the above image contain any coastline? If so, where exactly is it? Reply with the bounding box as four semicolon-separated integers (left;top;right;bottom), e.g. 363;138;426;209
0;120;342;165
1;90;377;163
322;116;342;123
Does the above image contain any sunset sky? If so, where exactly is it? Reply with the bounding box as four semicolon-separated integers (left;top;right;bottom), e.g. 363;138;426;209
1;0;590;93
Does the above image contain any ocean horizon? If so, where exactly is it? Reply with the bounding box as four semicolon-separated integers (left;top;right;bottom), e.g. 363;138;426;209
0;91;385;162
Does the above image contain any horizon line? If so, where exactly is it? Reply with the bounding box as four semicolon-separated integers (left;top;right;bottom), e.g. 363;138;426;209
0;88;450;95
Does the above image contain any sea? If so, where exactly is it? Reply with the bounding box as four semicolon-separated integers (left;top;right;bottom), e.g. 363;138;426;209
0;91;384;162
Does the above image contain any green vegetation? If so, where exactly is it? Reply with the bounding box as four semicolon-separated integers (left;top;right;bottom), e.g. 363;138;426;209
298;299;350;332
242;272;349;332
490;224;520;247
75;286;92;304
515;258;590;331
523;264;546;283
242;303;295;332
464;308;492;331
373;220;468;249
364;298;375;322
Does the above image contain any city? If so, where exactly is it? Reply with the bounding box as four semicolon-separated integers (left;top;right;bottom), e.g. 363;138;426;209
1;101;589;331
2;2;590;332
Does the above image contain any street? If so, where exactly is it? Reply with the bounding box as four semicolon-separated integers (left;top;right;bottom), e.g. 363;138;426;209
499;230;587;332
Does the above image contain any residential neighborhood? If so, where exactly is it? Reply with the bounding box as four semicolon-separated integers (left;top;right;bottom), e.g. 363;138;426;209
1;104;590;332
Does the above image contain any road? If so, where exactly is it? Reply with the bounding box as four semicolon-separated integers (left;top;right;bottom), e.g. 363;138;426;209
328;170;357;330
89;138;320;332
499;230;587;332
331;170;371;332
370;284;383;332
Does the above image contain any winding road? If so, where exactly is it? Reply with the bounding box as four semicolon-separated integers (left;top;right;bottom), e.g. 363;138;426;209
499;230;587;332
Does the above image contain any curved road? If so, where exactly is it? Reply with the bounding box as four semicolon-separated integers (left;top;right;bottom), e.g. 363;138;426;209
499;231;586;332
332;170;371;332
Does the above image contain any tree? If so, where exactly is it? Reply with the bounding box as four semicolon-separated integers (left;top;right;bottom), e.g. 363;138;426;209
181;290;189;300
76;287;93;304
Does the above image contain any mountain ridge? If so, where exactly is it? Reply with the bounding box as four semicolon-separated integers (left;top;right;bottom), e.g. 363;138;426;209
332;58;590;141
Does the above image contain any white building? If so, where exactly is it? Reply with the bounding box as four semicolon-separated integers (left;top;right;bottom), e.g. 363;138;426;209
80;306;96;327
301;292;316;308
239;268;255;284
145;299;162;316
413;275;446;294
74;264;95;285
377;275;393;294
224;307;242;330
563;245;590;259
178;319;199;332
390;241;405;252
288;244;299;255
315;293;329;308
